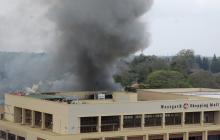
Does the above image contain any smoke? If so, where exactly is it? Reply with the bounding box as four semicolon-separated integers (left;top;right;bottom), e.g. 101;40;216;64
47;0;153;91
0;0;153;95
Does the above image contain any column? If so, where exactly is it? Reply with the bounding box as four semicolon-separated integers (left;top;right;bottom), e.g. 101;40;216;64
120;115;124;131
98;116;101;132
182;112;185;126
183;132;189;140
21;108;26;125
201;111;204;126
31;110;35;127
142;114;145;129
41;112;45;129
202;131;208;140
145;134;149;140
162;113;165;128
101;137;105;140
163;133;169;140
124;136;127;140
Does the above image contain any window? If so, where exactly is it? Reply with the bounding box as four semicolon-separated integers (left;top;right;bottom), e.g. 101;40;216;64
101;116;120;132
204;111;215;123
45;113;53;129
25;109;32;124
8;133;16;140
0;130;6;139
35;111;42;127
123;115;141;128
80;117;98;133
165;113;181;125
145;114;162;127
17;136;25;140
185;112;200;124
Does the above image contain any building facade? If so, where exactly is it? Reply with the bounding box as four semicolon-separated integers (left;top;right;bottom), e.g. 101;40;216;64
1;89;220;140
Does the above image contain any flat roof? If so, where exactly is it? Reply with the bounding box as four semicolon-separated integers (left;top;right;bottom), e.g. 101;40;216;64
7;88;220;105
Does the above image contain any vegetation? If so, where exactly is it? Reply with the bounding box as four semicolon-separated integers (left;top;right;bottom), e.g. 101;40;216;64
114;49;220;89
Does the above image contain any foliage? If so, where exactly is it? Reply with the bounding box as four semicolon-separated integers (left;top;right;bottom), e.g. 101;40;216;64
146;70;190;88
189;70;218;88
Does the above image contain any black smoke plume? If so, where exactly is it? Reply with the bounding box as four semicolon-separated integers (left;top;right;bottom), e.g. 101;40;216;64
48;0;153;91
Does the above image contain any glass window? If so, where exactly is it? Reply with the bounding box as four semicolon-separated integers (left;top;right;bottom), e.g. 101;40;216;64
123;115;141;128
8;133;16;140
185;112;200;124
165;113;181;125
204;111;215;123
80;117;98;133
145;114;162;127
0;130;6;139
101;116;120;132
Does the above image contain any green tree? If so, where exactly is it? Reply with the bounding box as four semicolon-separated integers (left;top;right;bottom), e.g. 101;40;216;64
171;49;196;74
189;70;217;88
211;54;220;73
201;57;210;71
146;70;191;88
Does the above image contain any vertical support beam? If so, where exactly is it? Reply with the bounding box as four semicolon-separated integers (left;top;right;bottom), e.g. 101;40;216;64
145;134;149;140
101;137;105;140
31;110;35;127
41;112;45;130
182;112;185;127
163;133;169;140
183;132;189;140
142;114;145;129
202;131;208;140
98;116;101;132
201;111;204;126
15;136;18;140
21;108;26;125
120;115;124;131
124;136;127;140
6;132;8;140
162;113;165;128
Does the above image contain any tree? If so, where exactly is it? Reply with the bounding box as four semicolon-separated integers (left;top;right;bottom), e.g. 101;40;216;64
211;55;220;73
171;49;196;75
201;57;210;71
146;70;191;89
188;70;217;88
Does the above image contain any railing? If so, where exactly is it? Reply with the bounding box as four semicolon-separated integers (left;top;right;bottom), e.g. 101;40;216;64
101;124;120;132
80;125;98;133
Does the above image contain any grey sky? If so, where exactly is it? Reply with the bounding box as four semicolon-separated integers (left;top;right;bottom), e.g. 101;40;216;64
0;0;220;56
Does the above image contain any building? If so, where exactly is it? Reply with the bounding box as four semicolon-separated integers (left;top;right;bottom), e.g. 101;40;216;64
1;88;220;140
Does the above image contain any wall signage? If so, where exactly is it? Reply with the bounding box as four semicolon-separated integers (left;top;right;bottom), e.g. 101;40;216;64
161;102;220;110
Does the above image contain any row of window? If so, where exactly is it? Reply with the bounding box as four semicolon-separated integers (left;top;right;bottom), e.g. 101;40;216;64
0;130;25;140
80;111;216;133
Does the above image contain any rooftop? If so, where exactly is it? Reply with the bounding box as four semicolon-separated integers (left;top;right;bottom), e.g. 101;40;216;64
7;88;220;105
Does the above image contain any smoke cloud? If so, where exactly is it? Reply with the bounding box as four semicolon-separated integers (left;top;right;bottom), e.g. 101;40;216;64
48;0;153;90
0;0;153;95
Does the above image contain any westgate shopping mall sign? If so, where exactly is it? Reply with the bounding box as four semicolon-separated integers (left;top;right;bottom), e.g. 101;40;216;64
161;102;220;110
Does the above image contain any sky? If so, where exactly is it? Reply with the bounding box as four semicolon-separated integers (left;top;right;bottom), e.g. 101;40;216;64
0;0;220;56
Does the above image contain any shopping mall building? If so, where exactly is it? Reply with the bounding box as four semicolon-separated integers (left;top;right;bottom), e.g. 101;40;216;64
1;88;220;140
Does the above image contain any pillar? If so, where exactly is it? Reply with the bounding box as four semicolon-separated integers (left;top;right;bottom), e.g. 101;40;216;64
101;137;105;140
31;110;35;127
124;136;127;140
182;112;185;126
183;132;189;140
201;111;204;126
41;112;45;129
120;115;124;131
202;131;208;140
98;116;101;132
162;113;165;128
21;108;26;125
142;114;145;129
145;134;149;140
163;133;169;140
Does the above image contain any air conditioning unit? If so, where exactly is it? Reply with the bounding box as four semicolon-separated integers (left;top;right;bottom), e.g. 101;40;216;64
97;93;105;100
